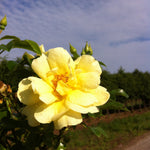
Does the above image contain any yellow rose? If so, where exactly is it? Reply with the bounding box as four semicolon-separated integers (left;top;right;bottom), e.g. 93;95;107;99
17;47;110;129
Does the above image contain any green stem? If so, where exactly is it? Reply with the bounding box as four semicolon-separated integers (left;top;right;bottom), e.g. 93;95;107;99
4;97;12;118
0;50;4;54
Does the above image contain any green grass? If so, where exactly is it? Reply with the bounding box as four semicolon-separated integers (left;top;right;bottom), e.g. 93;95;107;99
66;111;150;150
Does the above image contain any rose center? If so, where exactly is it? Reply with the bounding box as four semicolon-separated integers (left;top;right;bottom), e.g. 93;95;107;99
52;74;69;88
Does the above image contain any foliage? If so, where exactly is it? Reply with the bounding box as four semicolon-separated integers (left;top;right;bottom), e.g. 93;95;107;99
101;68;150;107
66;111;150;150
0;35;41;55
0;58;35;91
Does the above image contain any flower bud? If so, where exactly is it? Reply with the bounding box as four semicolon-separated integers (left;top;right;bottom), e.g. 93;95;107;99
88;44;93;55
84;41;89;53
0;15;7;27
0;25;5;30
69;43;77;54
83;42;93;55
69;43;79;59
81;48;86;55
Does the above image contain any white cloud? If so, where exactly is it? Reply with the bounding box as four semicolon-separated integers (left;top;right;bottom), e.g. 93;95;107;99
0;0;150;72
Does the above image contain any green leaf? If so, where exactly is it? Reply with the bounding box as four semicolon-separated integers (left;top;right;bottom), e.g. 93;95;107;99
25;40;41;55
0;144;6;150
0;111;7;120
87;113;97;118
23;53;33;65
6;61;18;71
99;61;106;67
110;89;129;98
6;40;32;51
0;35;20;41
0;35;41;55
89;126;107;138
100;100;128;111
0;44;8;51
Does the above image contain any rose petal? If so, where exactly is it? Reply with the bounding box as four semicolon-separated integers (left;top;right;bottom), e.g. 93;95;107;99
17;78;39;105
90;86;110;106
22;103;42;127
47;47;74;74
34;100;68;124
67;90;98;106
54;110;82;129
29;77;57;104
75;55;102;74
77;72;100;89
66;90;99;114
31;54;50;81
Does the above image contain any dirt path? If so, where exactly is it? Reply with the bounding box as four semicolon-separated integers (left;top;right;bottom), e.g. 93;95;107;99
116;132;150;150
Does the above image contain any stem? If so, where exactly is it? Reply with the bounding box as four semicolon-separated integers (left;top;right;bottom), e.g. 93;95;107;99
10;94;21;117
0;50;5;54
4;97;12;118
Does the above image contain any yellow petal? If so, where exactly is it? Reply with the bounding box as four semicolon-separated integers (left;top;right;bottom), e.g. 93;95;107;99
67;90;98;106
29;77;57;104
66;90;99;114
34;100;68;124
22;102;42;127
39;44;45;53
75;55;102;74
31;54;50;81
17;78;39;105
56;80;71;96
90;86;110;106
66;100;99;114
77;72;100;89
47;47;74;74
54;110;82;129
39;93;57;105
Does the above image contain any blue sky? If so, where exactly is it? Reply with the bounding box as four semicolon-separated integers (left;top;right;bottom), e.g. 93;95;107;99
0;0;150;73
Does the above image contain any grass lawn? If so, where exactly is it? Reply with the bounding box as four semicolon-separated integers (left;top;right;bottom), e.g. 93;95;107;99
66;110;150;150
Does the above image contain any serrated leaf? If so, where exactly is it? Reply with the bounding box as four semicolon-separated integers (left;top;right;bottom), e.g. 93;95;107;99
0;35;41;55
6;40;32;51
89;126;107;138
25;40;41;55
0;35;20;41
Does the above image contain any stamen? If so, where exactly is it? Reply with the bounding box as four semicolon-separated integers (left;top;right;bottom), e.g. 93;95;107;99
51;73;69;88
